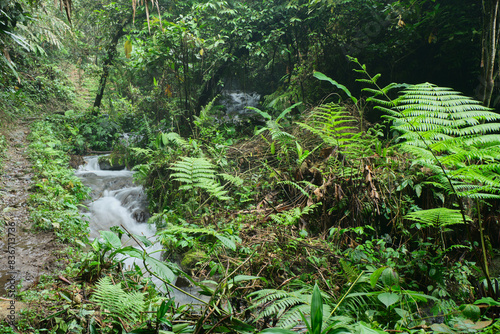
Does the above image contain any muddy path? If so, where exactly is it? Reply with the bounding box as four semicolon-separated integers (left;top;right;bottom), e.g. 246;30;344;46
0;122;64;320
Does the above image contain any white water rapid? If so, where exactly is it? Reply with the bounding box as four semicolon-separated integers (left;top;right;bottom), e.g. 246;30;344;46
75;156;152;240
75;156;207;305
220;90;261;122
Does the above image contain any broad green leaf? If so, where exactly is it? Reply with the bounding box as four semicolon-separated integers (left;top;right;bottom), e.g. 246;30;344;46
377;292;399;308
134;234;153;247
394;307;410;319
430;323;455;334
215;235;236;251
157;299;173;319
100;230;122;249
380;267;399;287
145;256;176;283
370;267;386;288
113;246;143;259
474;297;500;306
357;323;386;334
460;304;481;321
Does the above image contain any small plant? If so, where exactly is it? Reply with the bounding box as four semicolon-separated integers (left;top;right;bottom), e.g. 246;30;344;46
170;156;231;202
91;276;146;328
250;102;301;162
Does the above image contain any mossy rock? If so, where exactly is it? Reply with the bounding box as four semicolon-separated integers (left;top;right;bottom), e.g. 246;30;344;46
98;153;126;170
180;250;209;271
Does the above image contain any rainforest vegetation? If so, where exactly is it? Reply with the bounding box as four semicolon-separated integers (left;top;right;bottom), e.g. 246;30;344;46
3;0;500;333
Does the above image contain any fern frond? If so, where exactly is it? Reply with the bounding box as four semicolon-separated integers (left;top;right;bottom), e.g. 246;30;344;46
297;103;368;157
404;208;472;228
160;132;189;148
91;276;145;323
170;157;230;201
218;173;244;186
277;180;315;198
270;203;322;226
389;83;500;205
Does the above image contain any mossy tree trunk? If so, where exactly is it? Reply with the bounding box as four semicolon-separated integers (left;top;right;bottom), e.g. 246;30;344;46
93;20;129;112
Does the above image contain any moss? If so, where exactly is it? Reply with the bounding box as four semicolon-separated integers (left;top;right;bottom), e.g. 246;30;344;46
180;249;208;271
98;153;125;170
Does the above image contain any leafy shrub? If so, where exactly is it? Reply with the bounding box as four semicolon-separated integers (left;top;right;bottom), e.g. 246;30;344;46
28;121;90;243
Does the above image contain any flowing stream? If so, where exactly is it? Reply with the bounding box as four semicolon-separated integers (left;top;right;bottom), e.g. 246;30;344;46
75;157;150;239
75;156;206;305
219;90;261;122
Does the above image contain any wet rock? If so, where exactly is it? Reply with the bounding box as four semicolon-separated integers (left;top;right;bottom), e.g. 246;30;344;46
98;154;126;170
181;250;209;271
132;209;149;223
69;154;85;169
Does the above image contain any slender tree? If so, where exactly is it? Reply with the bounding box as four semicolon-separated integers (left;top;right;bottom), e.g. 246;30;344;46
481;0;500;107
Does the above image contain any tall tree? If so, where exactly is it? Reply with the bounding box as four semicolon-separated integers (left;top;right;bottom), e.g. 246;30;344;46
481;0;500;107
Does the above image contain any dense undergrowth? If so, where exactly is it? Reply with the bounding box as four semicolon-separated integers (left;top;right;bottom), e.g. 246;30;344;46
27;121;90;243
2;2;500;332
4;61;500;333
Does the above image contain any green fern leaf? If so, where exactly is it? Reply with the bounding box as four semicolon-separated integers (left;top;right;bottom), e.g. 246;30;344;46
404;208;472;228
170;157;230;201
388;83;500;202
91;276;145;324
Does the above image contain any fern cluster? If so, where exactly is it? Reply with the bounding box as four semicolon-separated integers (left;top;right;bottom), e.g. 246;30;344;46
297;104;362;156
270;202;322;227
91;276;145;324
388;83;500;201
249;286;332;329
169;156;230;201
157;223;240;251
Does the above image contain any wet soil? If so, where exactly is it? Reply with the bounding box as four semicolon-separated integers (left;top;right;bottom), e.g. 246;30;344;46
0;123;64;321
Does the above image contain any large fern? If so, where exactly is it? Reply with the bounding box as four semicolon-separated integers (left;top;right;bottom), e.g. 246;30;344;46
169;156;230;201
249;286;332;329
297;104;361;153
351;57;500;286
91;276;145;324
389;83;500;201
249;282;355;330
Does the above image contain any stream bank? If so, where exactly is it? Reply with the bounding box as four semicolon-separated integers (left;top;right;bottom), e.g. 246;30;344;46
0;123;65;321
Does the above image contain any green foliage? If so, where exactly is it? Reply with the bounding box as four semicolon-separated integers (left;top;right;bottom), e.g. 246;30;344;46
61;111;121;153
297;103;370;158
386;83;500;200
79;229;177;285
170;156;230;201
154;131;189;150
91;276;145;324
251;103;300;160
347;267;438;328
270;202;322;228
253;282;354;333
28;120;90;243
156;222;240;253
0;134;6;171
404;208;472;229
0;0;31;79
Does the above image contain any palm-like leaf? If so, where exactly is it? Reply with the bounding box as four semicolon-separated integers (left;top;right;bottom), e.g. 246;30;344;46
390;83;500;200
170;156;230;200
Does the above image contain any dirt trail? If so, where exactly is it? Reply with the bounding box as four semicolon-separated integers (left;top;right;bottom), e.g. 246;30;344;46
0;123;63;321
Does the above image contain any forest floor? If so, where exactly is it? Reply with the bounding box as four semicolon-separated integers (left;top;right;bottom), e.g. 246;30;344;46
0;122;65;321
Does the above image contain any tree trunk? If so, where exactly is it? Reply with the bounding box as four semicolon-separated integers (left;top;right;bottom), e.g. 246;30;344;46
93;21;129;112
481;0;500;107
